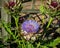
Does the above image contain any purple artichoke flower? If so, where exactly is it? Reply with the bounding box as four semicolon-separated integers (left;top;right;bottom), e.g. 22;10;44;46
22;20;39;33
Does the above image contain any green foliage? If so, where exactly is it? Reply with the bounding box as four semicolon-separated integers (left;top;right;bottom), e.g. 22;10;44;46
1;0;60;48
48;37;60;47
39;0;60;28
46;17;53;28
39;5;46;14
1;21;16;39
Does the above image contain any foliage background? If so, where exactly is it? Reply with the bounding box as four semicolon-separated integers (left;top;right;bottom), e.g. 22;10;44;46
0;0;60;48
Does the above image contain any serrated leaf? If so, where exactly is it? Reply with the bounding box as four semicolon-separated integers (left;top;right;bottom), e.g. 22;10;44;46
49;37;60;47
1;21;16;39
39;5;46;14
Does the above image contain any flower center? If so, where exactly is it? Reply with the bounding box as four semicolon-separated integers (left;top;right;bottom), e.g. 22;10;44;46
26;24;34;32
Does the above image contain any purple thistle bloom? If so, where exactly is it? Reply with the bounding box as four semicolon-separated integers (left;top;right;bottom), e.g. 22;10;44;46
5;1;15;9
22;20;39;33
51;1;58;8
9;1;15;7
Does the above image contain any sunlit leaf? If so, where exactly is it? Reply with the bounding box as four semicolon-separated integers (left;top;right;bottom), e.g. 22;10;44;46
46;17;53;28
49;37;60;47
39;5;46;14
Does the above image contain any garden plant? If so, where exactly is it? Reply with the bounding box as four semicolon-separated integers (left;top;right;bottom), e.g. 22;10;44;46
0;0;60;48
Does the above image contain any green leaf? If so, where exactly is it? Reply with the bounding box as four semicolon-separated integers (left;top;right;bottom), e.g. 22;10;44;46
1;21;16;39
46;17;53;28
56;11;60;16
49;37;60;47
36;42;41;48
26;42;33;48
39;5;46;14
12;16;19;29
42;46;48;48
